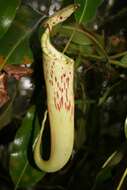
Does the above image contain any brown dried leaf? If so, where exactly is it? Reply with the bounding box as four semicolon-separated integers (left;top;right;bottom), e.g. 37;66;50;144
0;73;9;107
3;64;33;80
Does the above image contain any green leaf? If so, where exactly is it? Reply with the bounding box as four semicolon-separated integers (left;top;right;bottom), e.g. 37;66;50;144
67;43;93;56
0;101;13;130
52;24;93;55
0;0;21;39
54;24;92;45
0;83;17;130
74;0;102;24
10;106;45;188
0;5;42;67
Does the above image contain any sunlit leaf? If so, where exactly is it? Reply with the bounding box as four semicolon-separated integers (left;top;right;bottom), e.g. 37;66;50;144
0;5;42;67
10;106;45;188
0;0;21;39
74;0;102;24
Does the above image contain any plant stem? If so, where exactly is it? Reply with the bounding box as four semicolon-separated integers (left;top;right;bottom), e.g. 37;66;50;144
109;59;127;68
116;168;127;190
62;25;109;62
82;54;105;61
63;30;75;53
72;51;105;62
110;51;127;59
81;27;109;62
63;2;86;53
98;81;121;106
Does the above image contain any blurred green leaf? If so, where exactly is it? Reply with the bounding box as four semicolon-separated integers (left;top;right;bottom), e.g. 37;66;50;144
102;151;123;168
0;83;17;130
55;24;92;45
124;116;127;139
120;54;127;66
116;168;127;190
75;117;86;150
0;101;13;130
110;59;127;68
92;146;126;189
52;24;93;56
74;0;102;24
95;167;112;185
67;43;93;56
0;0;21;39
10;106;45;188
62;0;74;6
0;5;42;67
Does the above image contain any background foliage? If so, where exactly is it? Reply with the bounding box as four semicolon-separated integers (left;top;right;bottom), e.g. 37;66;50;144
0;0;127;189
